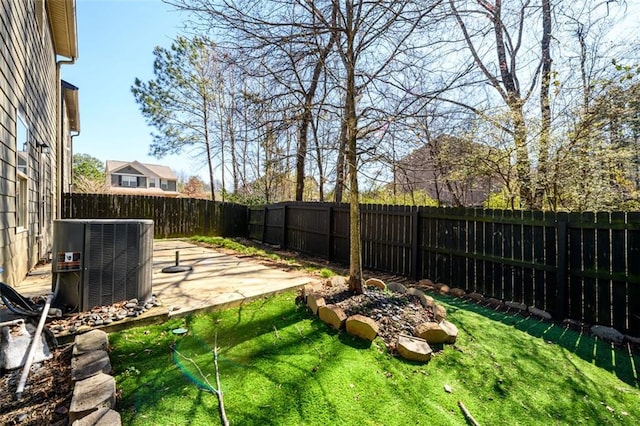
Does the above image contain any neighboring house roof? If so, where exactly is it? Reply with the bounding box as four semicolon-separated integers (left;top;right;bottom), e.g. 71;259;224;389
47;0;78;59
62;80;80;132
143;163;178;180
106;160;177;180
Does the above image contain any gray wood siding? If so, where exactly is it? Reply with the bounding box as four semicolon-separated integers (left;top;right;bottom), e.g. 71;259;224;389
0;0;59;285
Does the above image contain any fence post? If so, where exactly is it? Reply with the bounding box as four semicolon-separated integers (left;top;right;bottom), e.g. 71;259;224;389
555;212;568;320
411;207;420;281
262;206;268;243
327;205;333;261
204;200;211;235
281;204;288;249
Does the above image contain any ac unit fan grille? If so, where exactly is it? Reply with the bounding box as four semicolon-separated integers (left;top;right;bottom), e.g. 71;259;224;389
86;222;146;308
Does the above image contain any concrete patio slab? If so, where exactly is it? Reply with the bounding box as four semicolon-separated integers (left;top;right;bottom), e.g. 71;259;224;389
5;239;314;326
149;240;313;316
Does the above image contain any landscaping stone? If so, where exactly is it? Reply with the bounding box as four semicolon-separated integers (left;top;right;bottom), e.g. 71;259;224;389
397;334;432;362
365;278;386;290
437;284;450;295
328;276;346;287
0;322;51;370
406;287;425;297
449;288;465;297
71;408;121;426
528;306;552;320
625;334;640;345
563;318;586;329
318;305;347;329
415;322;448;344
306;294;326;315
73;330;109;356
48;296;160;337
465;292;484;302
485;298;502;308
439;320;459;344
591;325;624;345
418;293;435;309
346;315;379;341
72;350;112;381
387;282;407;294
69;373;116;423
418;279;436;289
433;304;447;321
504;301;527;311
302;282;322;300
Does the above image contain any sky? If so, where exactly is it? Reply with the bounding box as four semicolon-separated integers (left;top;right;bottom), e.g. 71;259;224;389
63;0;640;184
63;0;200;179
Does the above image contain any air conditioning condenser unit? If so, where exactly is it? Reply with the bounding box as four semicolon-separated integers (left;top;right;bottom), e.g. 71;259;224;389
51;219;154;312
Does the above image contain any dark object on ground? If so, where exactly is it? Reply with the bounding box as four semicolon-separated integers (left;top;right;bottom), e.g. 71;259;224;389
162;251;193;273
1;282;43;317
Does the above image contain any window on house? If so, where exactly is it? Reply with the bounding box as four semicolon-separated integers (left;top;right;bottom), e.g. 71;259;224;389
121;175;137;187
160;179;168;190
149;178;156;188
16;113;29;230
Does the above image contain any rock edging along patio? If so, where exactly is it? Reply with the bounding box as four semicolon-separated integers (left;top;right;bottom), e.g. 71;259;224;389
68;330;121;425
302;278;459;363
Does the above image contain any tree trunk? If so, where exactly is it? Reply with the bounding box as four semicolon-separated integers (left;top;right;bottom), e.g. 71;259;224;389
203;97;216;202
219;115;226;203
228;97;239;193
534;0;552;209
312;119;325;201
296;114;310;201
334;117;347;203
295;33;335;201
512;103;533;208
344;3;363;294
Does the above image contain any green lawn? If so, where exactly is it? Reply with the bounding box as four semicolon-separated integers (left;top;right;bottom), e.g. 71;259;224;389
111;291;640;425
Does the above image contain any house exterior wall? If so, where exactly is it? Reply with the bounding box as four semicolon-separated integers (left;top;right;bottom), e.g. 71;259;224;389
0;1;59;286
395;136;504;207
106;162;179;196
109;174;149;188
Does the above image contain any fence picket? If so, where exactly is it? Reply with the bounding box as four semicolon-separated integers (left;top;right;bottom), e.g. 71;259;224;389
582;212;597;324
62;193;246;239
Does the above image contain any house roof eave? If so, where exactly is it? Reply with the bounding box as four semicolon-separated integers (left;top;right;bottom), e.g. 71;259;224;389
62;80;80;132
47;0;78;59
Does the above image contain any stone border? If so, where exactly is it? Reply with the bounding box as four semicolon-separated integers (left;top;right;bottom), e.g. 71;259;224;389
302;278;459;363
68;330;121;425
415;279;639;347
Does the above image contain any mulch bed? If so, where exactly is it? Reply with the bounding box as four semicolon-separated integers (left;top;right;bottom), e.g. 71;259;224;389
305;280;437;351
0;342;73;426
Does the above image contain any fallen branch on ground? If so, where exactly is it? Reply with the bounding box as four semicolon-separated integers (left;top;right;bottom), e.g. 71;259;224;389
214;333;229;426
458;400;480;426
171;334;229;426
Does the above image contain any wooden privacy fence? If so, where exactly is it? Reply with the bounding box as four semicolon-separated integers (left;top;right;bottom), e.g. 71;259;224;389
62;193;247;238
249;202;640;336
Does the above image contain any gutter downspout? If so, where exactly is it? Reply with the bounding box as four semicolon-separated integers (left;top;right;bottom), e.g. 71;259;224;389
55;59;75;220
69;130;80;196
